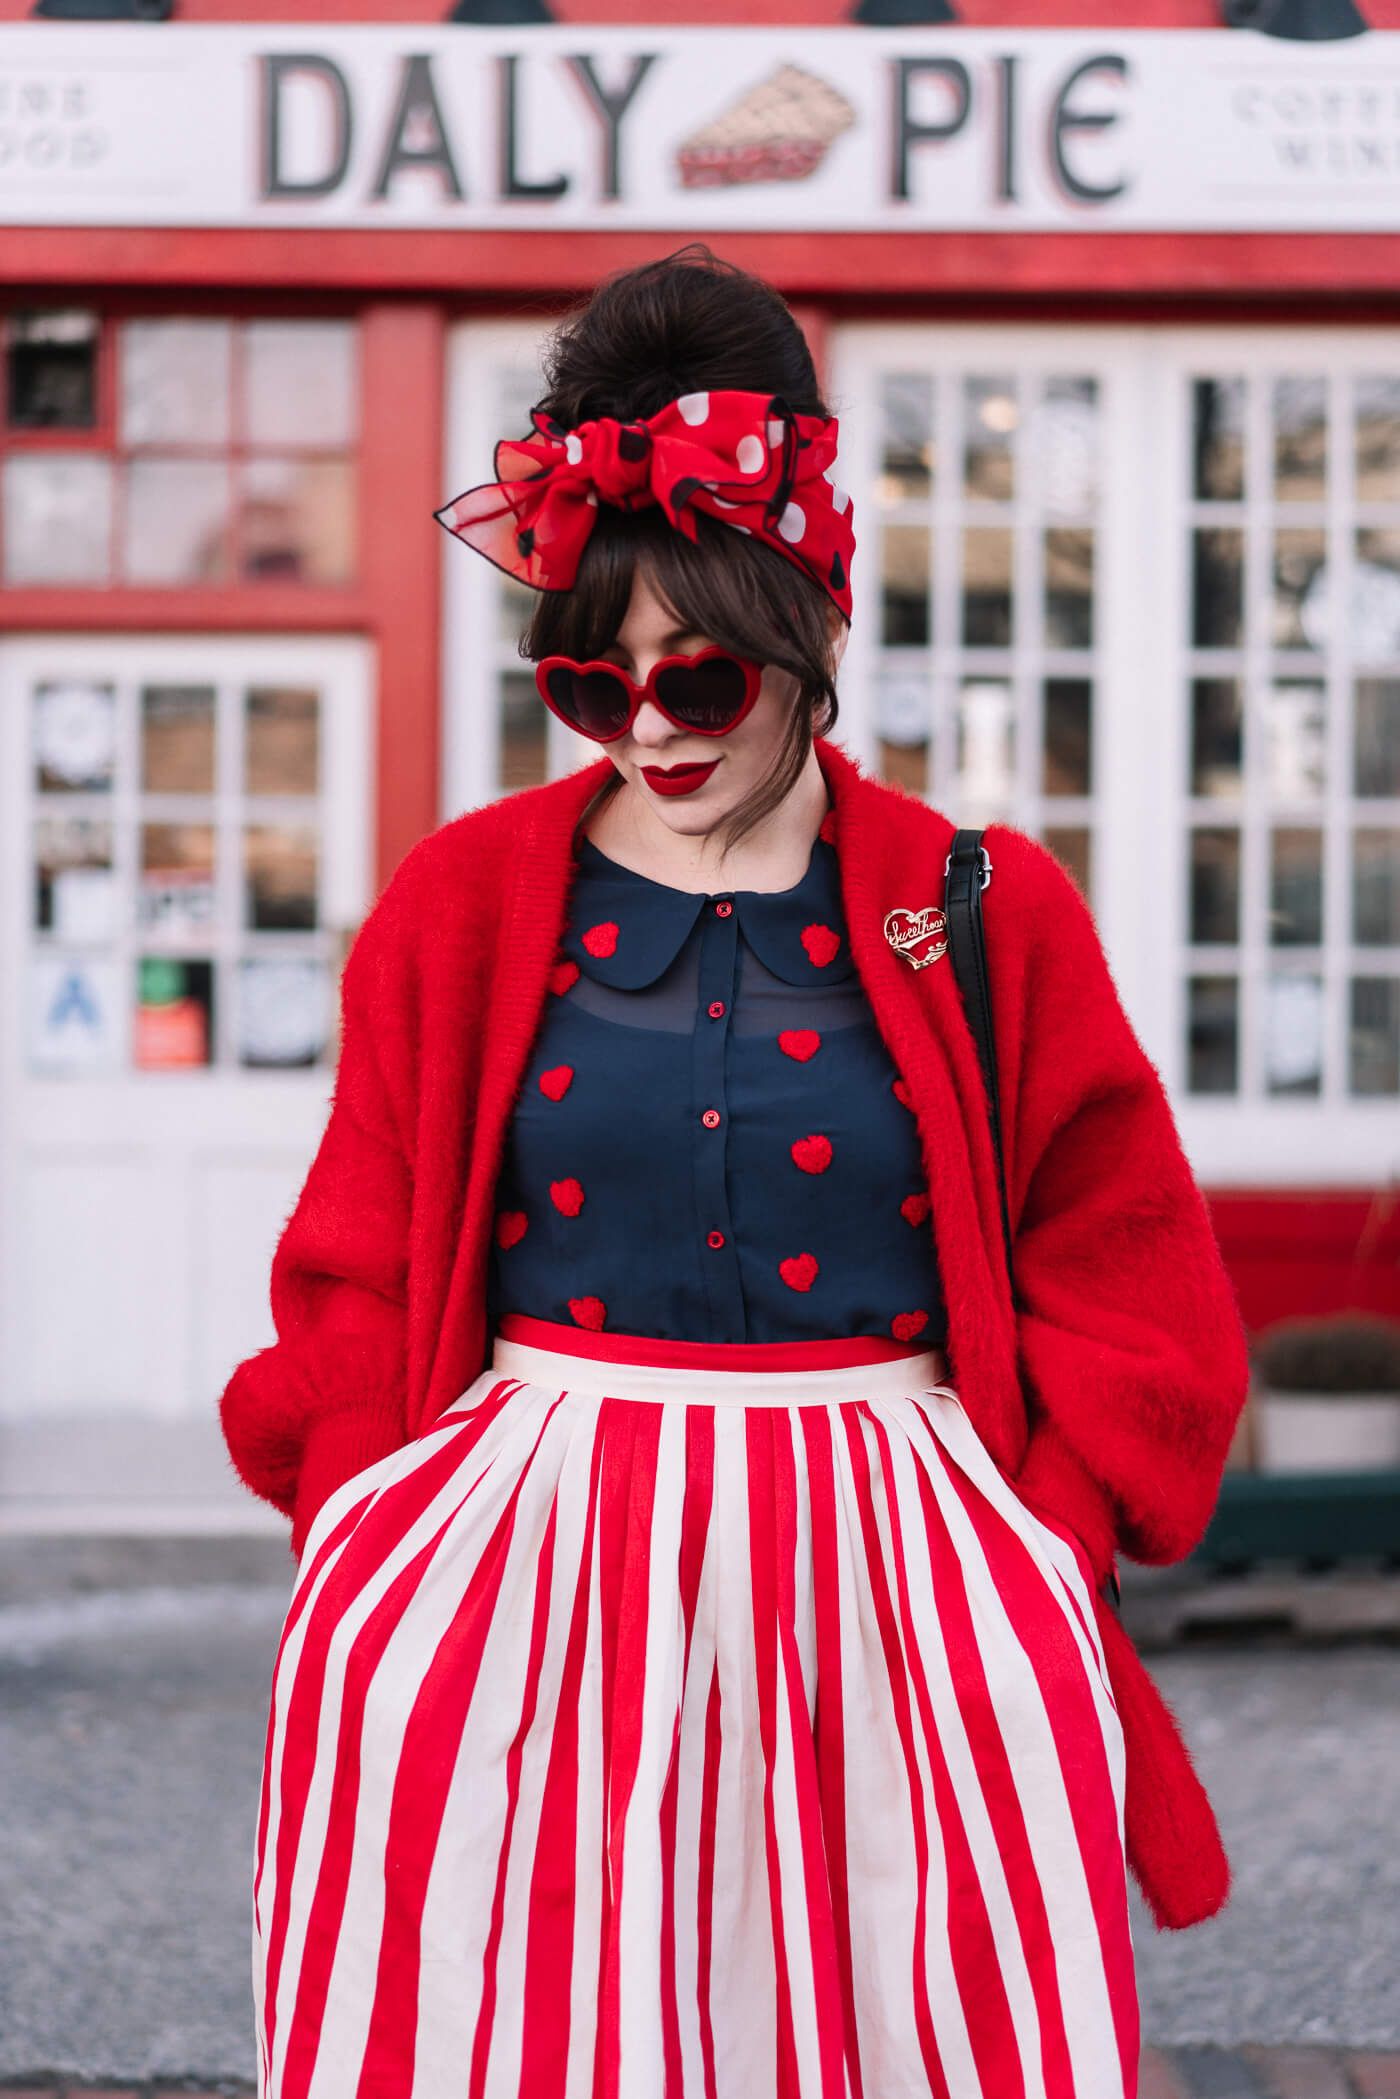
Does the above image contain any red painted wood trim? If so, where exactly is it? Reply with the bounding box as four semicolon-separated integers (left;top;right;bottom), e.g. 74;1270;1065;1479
0;587;371;632
6;1;1400;25
1204;1188;1400;1333
359;302;445;892
8;229;1400;300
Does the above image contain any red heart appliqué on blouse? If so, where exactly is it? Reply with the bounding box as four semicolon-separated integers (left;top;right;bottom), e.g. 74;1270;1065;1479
549;960;580;995
791;1135;833;1175
900;1193;931;1227
891;1310;928;1342
569;1296;607;1331
778;1030;822;1063
550;1178;585;1217
494;1211;528;1250
780;1252;820;1293
800;924;841;968
582;921;619;958
539;1065;574;1101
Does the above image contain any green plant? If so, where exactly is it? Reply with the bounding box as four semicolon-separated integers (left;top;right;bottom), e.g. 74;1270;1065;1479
1252;1312;1400;1395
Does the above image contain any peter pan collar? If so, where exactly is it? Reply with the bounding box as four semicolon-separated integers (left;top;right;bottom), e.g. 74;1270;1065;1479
565;834;857;989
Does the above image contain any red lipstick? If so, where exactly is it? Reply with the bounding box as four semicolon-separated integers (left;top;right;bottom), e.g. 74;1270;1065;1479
640;759;721;798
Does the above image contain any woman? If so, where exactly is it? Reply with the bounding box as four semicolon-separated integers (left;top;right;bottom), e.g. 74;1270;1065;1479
221;247;1250;2099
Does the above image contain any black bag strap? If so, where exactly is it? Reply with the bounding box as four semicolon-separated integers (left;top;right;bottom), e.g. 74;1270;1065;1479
943;829;1015;1301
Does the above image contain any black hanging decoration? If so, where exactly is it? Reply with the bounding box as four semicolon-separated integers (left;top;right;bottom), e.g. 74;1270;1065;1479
851;0;960;21
449;0;554;22
1221;0;1370;38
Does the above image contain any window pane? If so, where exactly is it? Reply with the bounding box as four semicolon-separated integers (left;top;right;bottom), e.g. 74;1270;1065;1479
139;822;217;942
5;308;97;430
1188;975;1238;1094
1355;677;1400;797
500;670;547;791
120;319;233;448
1353;828;1400;945
239;457;354;583
497;574;537;646
881;525;930;646
1042;678;1091;797
963;377;1016;501
1190;678;1243;798
1272;529;1325;651
243;824;319;931
34;815;116;939
1192;528;1243;648
1193;378;1245;501
1190;828;1240;945
245;686;320;797
1353;529;1400;661
124;460;232;585
1355;376;1400;503
1043;826;1091;903
1265;971;1323;1095
33;680;116;793
878;374;933;503
141;685;215;795
1263;680;1326;800
1269;827;1323;945
956;679;1015;802
876;671;929;793
237;956;333;1070
1350;978;1400;1096
3;454;113;585
30;953;123;1075
243;321;356;451
1272;376;1326;503
962;527;1012;646
135;955;214;1070
1037;377;1098;523
1043;527;1093;648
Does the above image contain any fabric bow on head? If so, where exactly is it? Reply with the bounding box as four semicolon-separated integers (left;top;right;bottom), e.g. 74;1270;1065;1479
433;387;855;620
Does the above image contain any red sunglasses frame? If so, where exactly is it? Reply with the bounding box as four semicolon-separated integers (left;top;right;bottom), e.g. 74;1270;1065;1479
533;646;764;745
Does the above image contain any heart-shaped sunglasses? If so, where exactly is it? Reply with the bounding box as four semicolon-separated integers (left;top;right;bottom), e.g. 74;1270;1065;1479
534;646;763;745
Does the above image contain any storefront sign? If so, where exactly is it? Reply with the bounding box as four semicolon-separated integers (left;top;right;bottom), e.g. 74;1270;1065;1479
1;25;1399;231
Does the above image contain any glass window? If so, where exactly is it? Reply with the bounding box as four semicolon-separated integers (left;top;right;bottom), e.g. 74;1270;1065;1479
33;681;116;792
245;686;320;797
963;376;1016;501
880;525;931;647
1044;528;1093;649
1193;378;1245;501
1190;828;1241;946
139;823;217;942
125;460;233;585
1192;528;1244;648
1355;678;1400;797
239;457;354;584
120;320;233;449
135;956;214;1070
1188;976;1239;1093
5;308;98;430
1349;978;1400;1096
3;454;113;585
243;321;357;451
500;669;548;791
878;374;933;503
1042;678;1092;797
961;527;1012;647
34;816;116;939
141;686;216;796
1354;376;1400;503
1037;377;1098;522
1190;679;1243;799
243;824;319;931
1272;376;1326;503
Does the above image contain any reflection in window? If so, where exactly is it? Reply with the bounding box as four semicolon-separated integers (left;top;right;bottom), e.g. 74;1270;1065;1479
3;454;114;586
1193;378;1245;501
125;460;233;585
1043;826;1091;903
239;458;355;584
5;308;98;430
1272;529;1325;651
500;670;548;791
1192;528;1243;648
1191;679;1243;799
243;321;357;451
1265;971;1323;1096
1355;678;1400;798
955;679;1015;805
245;687;320;797
878;374;933;503
135;956;214;1069
1042;679;1091;797
1263;681;1326;801
875;671;930;795
34;816;115;939
1272;376;1326;503
139;823;217;941
1188;975;1238;1094
1353;828;1400;946
120;320;233;449
1037;377;1098;522
1355;375;1400;503
1269;828;1323;946
142;686;216;795
1352;529;1400;661
1190;828;1240;946
33;681;116;792
1044;528;1093;649
497;574;538;646
243;825;319;931
881;525;931;647
237;957;333;1070
963;376;1016;501
961;527;1012;647
1350;978;1400;1096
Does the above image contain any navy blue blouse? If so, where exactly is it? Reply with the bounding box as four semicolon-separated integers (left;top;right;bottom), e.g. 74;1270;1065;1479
487;828;949;1347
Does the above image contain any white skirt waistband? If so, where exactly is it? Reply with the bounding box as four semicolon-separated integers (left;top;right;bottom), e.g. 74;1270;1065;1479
489;1333;956;1410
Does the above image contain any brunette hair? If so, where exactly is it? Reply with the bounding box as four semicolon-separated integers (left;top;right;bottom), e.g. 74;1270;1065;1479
519;244;842;853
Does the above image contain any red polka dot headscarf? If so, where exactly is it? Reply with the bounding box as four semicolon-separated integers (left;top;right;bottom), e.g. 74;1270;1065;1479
433;388;856;622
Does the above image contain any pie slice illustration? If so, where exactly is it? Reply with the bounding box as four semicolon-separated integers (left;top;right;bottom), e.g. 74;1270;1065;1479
676;63;856;189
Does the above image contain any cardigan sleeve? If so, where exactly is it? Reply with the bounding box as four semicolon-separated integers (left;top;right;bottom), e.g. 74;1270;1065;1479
217;910;414;1559
996;837;1251;1584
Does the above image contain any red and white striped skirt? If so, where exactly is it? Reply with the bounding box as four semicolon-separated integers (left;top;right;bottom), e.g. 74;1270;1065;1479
252;1318;1139;2099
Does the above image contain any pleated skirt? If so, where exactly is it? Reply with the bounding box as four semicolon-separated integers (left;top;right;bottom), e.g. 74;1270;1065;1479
251;1318;1139;2099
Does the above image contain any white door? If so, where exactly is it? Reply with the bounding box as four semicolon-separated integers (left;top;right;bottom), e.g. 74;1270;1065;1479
0;632;373;1532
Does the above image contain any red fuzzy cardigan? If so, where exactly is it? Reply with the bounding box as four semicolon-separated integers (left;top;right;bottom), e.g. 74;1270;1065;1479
219;735;1250;1932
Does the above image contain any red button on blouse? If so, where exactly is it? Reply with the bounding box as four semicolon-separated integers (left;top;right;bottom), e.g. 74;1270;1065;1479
706;1229;727;1250
701;1108;722;1129
714;900;734;918
708;1000;726;1019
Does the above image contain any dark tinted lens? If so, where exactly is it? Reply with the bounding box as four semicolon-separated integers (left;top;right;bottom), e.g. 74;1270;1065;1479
652;654;750;732
544;664;632;740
